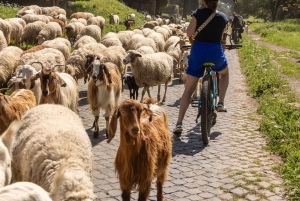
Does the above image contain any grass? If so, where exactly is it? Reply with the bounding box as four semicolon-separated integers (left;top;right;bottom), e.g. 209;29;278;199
0;2;20;18
68;0;147;34
239;36;300;199
249;19;300;51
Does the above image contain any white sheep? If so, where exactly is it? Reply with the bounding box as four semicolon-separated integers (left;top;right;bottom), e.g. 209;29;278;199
42;39;70;60
0;19;12;44
0;30;7;51
101;32;122;47
141;27;155;37
53;13;67;25
0;121;24;187
17;48;65;72
6;19;24;46
128;13;135;19
65;21;85;44
21;21;46;48
132;28;143;35
83;12;95;20
87;16;105;30
0;182;52;201
143;21;159;29
164;35;180;51
147;32;166;52
75;25;102;42
87;59;121;138
12;104;95;201
50;37;71;50
73;35;97;50
123;50;174;102
16;5;42;17
49;8;66;16
0;46;23;87
69;17;87;26
136;45;155;55
37;22;62;44
145;14;151;21
127;33;157;52
155;26;170;41
21;14;50;24
116;30;135;50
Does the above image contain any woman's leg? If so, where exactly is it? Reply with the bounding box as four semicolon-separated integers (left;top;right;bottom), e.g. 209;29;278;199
176;74;200;124
218;66;229;105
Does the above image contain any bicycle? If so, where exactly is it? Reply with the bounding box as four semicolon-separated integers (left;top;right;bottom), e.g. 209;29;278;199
232;27;242;44
182;42;242;144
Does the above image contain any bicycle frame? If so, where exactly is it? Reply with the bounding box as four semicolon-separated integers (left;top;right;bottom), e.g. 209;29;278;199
196;66;219;123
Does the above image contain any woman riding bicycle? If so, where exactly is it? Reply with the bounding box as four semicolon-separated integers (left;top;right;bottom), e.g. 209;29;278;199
173;0;229;134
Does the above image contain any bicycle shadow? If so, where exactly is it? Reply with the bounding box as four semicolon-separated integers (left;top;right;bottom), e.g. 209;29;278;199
171;124;223;157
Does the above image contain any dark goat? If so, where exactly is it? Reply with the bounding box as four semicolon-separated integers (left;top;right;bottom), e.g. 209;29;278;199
124;19;135;30
123;74;139;100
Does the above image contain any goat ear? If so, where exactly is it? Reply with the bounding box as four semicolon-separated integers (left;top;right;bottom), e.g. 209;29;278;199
107;108;120;143
142;104;153;122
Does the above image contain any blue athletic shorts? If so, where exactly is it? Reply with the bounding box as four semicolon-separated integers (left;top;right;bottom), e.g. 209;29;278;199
186;41;228;78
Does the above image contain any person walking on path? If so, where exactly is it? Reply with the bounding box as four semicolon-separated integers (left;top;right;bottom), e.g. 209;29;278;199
231;12;244;39
173;0;229;134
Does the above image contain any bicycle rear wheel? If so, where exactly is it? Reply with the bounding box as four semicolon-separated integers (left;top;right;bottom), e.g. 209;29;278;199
200;74;212;145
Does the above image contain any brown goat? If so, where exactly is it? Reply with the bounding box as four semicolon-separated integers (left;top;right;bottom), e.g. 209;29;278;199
21;45;50;56
107;99;172;201
87;59;121;138
124;19;135;30
38;62;79;112
0;89;36;134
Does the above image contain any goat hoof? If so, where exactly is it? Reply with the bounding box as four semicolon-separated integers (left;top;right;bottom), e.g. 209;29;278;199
105;131;108;139
93;131;99;138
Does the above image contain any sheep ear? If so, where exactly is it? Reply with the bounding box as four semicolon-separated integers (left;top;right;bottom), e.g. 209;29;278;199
135;53;142;57
107;108;120;143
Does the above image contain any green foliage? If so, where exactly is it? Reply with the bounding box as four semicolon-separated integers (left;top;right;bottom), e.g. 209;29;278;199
0;1;20;18
240;36;300;199
250;19;300;51
68;0;147;34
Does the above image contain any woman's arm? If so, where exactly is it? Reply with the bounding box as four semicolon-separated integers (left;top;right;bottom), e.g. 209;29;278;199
186;16;197;37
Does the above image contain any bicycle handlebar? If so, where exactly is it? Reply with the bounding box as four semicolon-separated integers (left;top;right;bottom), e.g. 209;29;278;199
181;44;242;49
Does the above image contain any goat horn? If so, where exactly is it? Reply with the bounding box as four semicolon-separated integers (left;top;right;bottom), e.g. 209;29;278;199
30;61;45;68
18;60;26;65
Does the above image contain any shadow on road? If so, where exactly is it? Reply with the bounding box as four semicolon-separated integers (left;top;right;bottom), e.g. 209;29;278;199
86;127;108;146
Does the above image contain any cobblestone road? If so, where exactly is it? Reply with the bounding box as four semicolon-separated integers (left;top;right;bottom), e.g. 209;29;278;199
78;49;287;201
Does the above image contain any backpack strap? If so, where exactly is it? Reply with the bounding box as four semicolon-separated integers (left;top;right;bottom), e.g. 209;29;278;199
194;10;218;38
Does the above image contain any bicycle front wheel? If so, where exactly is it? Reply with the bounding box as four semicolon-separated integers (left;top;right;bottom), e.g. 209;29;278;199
200;74;212;145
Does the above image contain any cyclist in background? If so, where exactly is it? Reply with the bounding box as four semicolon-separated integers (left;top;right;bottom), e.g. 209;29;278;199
173;0;229;134
231;12;244;39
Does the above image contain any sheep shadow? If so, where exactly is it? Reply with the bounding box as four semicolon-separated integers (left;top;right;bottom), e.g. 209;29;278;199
169;78;184;87
166;98;180;108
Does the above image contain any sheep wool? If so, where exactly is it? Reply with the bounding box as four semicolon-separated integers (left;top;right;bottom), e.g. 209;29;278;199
12;104;95;201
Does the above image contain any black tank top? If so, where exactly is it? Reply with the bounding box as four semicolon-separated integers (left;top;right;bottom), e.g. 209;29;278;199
191;8;228;42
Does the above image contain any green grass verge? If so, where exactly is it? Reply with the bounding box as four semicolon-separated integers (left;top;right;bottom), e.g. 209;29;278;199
0;2;20;18
249;19;300;51
68;0;146;34
240;36;300;199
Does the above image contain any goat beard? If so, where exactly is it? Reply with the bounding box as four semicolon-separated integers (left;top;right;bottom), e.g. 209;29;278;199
125;132;136;145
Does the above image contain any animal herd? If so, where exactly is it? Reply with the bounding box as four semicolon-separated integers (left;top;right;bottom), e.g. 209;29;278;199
0;4;193;201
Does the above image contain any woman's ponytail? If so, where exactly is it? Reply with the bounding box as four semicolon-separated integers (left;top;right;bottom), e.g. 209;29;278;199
204;0;219;11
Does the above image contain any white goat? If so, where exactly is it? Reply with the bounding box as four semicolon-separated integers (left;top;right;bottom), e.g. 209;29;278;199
87;58;122;138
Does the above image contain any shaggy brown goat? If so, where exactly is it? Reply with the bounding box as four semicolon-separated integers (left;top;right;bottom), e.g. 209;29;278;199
0;89;36;135
87;59;121;138
107;99;172;201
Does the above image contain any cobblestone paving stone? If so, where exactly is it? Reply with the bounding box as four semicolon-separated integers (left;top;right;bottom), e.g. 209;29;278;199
77;49;287;200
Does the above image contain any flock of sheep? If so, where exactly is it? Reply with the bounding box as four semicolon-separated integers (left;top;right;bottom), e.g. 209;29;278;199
0;4;192;201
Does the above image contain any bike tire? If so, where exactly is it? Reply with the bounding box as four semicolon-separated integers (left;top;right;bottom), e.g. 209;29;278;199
200;74;212;145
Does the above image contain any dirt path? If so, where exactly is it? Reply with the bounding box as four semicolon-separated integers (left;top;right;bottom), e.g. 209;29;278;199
248;29;300;99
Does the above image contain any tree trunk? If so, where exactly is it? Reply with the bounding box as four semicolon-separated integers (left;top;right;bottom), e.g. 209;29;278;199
150;0;156;16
